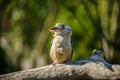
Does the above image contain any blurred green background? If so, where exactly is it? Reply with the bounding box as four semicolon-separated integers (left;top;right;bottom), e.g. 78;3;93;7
0;0;120;74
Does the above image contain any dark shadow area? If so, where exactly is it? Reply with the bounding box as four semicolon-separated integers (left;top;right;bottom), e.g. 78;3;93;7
0;47;15;74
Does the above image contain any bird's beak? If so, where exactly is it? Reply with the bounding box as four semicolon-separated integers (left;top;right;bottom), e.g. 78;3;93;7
49;27;60;32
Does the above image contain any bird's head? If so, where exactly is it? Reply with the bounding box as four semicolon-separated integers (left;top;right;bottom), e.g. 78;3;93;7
49;23;72;38
92;49;104;57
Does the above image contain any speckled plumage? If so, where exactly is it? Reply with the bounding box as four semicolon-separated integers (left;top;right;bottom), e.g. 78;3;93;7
49;23;73;64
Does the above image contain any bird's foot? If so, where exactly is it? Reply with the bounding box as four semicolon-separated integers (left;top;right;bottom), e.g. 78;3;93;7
52;63;57;66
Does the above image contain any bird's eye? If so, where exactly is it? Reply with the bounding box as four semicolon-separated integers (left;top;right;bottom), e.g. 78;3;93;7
60;24;65;30
99;51;103;54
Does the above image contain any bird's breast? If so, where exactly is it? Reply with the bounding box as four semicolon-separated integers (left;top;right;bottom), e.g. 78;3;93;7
52;37;70;47
50;37;71;53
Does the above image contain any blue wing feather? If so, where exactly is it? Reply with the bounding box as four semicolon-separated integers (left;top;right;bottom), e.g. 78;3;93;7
70;40;74;61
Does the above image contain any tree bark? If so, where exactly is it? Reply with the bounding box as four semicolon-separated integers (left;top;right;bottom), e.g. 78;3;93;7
0;60;120;80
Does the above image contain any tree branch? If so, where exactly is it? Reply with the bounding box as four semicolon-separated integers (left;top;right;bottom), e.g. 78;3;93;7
0;60;120;80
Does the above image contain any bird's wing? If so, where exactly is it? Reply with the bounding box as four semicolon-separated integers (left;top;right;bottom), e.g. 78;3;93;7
70;40;74;61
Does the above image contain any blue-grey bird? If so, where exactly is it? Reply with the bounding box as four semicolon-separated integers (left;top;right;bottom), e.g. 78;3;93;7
91;50;114;71
49;23;73;64
74;49;113;71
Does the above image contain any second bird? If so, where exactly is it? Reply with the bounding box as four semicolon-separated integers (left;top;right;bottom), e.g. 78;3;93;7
49;23;73;64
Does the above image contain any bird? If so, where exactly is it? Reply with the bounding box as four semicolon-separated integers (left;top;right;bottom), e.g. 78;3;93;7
90;49;105;61
91;49;114;71
49;23;73;64
74;50;105;63
74;49;113;71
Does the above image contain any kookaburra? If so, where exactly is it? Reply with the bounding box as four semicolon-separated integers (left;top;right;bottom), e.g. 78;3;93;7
49;23;73;64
